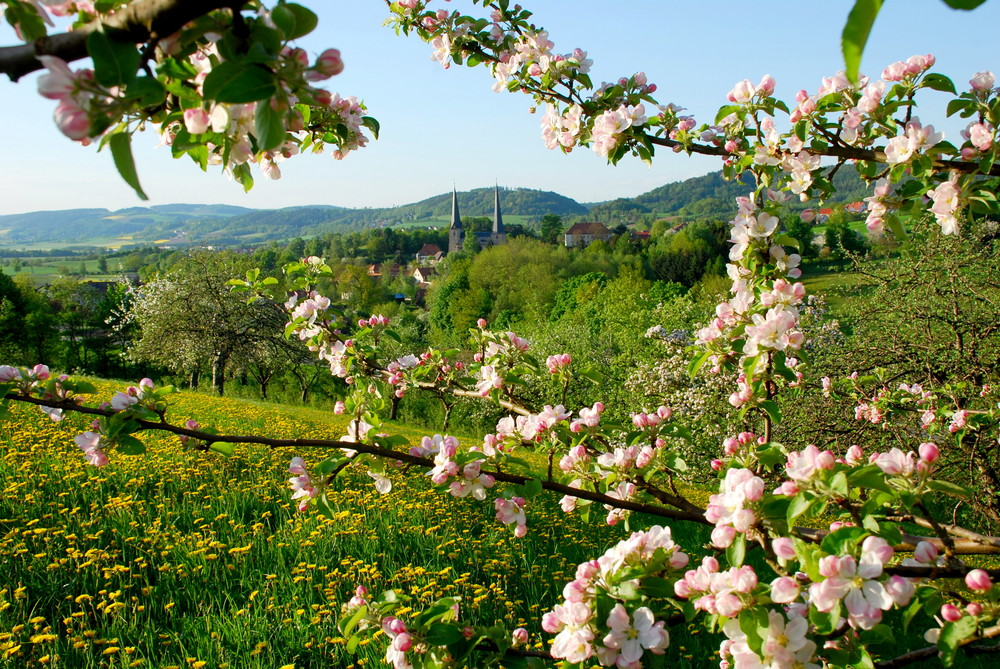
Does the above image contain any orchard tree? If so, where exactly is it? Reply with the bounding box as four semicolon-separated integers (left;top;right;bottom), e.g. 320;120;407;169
7;2;1000;669
119;251;286;395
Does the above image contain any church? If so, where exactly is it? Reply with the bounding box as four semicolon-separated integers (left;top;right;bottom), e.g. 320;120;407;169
447;185;508;254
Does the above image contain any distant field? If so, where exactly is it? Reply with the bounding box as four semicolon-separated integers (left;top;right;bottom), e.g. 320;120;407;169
0;236;147;252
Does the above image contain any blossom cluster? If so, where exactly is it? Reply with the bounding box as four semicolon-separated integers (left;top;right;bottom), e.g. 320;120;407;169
542;525;684;665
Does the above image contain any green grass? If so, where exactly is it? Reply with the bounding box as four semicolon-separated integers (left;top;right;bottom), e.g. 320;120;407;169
0;382;717;668
2;379;987;668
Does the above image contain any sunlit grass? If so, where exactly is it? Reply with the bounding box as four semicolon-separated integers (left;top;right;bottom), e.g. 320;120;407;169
0;381;716;668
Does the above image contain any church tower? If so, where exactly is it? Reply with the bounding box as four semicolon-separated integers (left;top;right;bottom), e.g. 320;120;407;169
491;184;507;247
447;188;464;254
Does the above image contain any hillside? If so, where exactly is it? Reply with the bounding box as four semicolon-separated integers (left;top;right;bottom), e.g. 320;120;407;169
0;188;589;249
0;170;875;250
588;167;870;223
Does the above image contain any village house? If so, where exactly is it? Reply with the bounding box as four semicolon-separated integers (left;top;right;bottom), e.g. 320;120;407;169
412;266;437;284
367;263;402;279
415;243;443;265
564;222;614;248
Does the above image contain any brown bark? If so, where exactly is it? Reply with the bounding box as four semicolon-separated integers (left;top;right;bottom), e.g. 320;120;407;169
0;0;240;82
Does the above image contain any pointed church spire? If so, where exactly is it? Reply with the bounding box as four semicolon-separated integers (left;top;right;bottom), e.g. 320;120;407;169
492;184;504;234
450;188;462;230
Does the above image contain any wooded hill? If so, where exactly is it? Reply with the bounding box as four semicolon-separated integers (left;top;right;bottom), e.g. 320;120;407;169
1;168;871;249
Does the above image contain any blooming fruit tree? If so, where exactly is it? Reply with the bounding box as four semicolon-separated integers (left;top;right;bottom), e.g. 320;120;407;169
1;0;376;194
6;0;1000;668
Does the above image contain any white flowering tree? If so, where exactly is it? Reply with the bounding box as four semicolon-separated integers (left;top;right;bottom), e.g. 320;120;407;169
5;1;1000;668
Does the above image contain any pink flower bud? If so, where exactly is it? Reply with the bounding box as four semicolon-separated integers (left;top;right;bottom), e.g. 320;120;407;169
334;401;346;414
967;602;983;616
711;525;737;548
477;318;488;329
710;459;723;471
965;569;992;592
512;627;528;646
770;537;794;560
183;108;210;134
914;541;939;564
918;442;940;464
941;603;963;622
970;70;995;92
312;48;344;79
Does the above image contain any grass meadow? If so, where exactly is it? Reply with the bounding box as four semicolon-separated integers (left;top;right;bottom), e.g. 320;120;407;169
0;381;717;668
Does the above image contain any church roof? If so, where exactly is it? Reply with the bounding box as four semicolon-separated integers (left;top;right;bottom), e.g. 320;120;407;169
566;222;611;235
493;185;505;234
450;189;462;230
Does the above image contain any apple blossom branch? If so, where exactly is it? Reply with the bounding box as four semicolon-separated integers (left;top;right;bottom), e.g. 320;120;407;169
0;0;239;82
10;391;1000;563
4;392;708;524
874;624;1000;669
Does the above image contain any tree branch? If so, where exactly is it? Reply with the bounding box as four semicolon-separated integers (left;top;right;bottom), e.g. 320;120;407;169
0;0;240;82
8;393;708;524
875;624;1000;668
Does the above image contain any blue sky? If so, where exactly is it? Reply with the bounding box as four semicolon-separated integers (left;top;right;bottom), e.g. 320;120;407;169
1;0;998;215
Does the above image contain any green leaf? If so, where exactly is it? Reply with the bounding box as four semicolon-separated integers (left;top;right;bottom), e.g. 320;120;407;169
758;400;782;425
122;76;166;106
830;470;849;497
841;0;885;84
115;434;146;455
424;622;464;646
755;446;785;469
738;608;765;653
315;491;335;519
87;30;139;87
203;62;276;104
70;381;98;395
886;213;908;241
715;104;741;125
270;4;298;37
638;576;675;599
688;349;711;378
922;73;957;94
938;615;977;666
286;3;319;39
339;604;368;637
927;479;974;498
108;133;149;200
946;98;971;118
787;493;814;524
941;0;987;8
726;534;747;567
362;116;380;140
809;600;842;634
820;525;866;555
847;464;892;493
5;3;47;41
253;100;286;151
523;478;543;498
208;442;234;457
